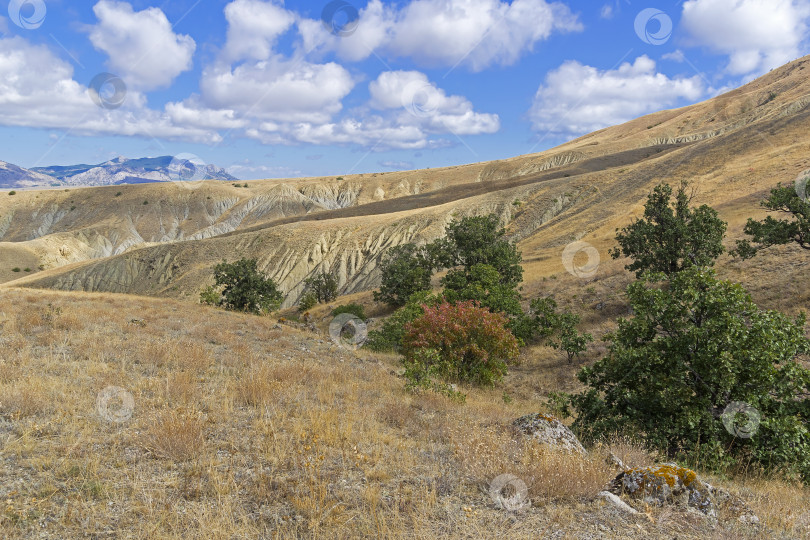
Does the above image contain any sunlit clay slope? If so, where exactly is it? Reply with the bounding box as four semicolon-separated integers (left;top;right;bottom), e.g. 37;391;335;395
4;55;810;309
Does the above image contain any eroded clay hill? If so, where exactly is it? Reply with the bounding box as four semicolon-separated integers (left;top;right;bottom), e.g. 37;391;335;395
3;56;810;309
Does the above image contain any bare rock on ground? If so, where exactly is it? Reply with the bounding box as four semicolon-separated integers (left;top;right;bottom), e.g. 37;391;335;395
512;413;586;454
610;464;715;515
598;490;640;515
608;464;761;525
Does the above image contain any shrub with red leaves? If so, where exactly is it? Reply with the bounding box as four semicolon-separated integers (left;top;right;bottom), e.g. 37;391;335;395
402;300;519;387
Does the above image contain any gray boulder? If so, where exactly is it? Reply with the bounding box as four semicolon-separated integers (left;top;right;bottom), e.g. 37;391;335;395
512;413;586;454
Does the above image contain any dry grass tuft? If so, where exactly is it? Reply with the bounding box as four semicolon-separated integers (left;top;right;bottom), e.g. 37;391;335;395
234;365;280;407
599;435;661;470
139;408;206;461
164;371;199;405
0;379;49;418
451;423;614;501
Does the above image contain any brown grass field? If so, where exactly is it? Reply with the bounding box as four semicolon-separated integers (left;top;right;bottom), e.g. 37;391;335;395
0;288;808;539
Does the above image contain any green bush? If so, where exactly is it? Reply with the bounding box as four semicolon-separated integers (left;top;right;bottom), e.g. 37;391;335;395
298;291;318;312
366;291;441;352
516;297;592;362
11;267;20;272
402;300;519;388
210;258;283;315
373;244;433;307
8;191;16;196
199;285;222;306
304;271;338;303
570;268;810;480
331;303;366;321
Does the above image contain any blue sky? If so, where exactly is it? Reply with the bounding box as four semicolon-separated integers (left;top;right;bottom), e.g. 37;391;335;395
0;0;808;179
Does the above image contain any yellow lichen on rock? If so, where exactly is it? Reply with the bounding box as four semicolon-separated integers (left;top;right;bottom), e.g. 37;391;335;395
610;463;714;515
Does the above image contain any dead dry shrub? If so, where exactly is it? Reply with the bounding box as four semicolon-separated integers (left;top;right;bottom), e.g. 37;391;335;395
451;424;614;501
165;371;198;405
140;340;173;369
139;409;206;461
597;435;660;470
261;361;323;388
52;307;83;331
234;365;281;407
375;400;418;430
0;380;49;418
0;361;21;383
173;340;213;372
16;308;44;331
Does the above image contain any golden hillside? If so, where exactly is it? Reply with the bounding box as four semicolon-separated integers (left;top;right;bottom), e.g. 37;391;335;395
2;57;809;313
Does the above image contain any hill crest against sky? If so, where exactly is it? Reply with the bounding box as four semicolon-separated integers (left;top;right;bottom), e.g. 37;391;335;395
1;0;808;179
0;53;808;315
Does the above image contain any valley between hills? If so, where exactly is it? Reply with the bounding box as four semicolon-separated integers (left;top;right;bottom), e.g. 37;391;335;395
0;56;809;538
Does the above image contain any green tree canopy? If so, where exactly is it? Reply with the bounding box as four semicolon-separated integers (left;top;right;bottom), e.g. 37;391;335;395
373;214;523;308
304;271;339;303
441;263;523;318
373;243;434;308
610;183;727;277
444;214;523;286
212;258;284;315
571;267;810;479
732;183;810;259
512;297;592;362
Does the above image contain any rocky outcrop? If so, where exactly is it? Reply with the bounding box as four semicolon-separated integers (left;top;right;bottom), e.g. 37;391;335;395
608;463;761;523
512;413;585;454
609;464;715;515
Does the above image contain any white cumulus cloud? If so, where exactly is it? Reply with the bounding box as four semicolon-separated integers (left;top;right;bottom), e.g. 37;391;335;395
0;36;218;143
300;0;582;71
0;0;509;152
681;0;810;75
299;0;394;62
222;0;296;62
89;0;196;90
529;56;705;137
197;59;355;124
369;70;500;135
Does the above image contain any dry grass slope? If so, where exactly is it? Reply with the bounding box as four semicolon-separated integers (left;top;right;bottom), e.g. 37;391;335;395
0;289;808;538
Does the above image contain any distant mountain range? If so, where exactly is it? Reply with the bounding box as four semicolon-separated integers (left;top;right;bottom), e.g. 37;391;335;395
0;156;238;189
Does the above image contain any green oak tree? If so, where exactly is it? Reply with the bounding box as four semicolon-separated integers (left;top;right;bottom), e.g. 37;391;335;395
571;267;810;479
304;271;339;303
732;183;810;259
610;183;727;277
441;263;523;318
444;214;523;286
210;258;283;315
373;243;434;308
